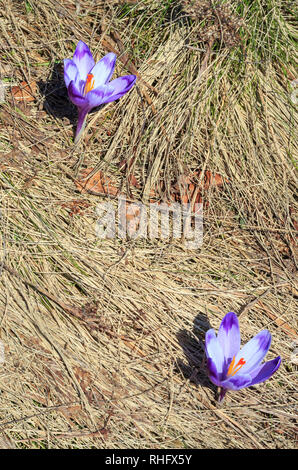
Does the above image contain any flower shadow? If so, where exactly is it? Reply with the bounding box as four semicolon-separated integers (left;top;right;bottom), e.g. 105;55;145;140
38;62;76;123
176;313;216;394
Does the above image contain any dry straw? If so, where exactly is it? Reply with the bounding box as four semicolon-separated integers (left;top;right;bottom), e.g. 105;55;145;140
0;0;297;448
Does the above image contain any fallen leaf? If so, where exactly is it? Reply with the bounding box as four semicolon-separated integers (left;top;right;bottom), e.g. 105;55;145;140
74;167;226;216
75;168;119;196
59;404;82;423
61;199;90;217
193;169;226;188
174;169;226;209
128;173;140;188
118;159;140;188
11;81;37;102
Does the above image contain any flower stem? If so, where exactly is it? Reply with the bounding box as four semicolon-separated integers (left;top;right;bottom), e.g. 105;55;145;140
218;387;227;403
74;108;88;144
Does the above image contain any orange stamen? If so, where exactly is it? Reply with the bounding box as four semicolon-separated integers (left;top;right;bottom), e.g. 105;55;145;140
227;356;246;377
84;74;95;95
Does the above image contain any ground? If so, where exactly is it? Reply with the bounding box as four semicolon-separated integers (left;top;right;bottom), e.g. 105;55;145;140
0;0;297;449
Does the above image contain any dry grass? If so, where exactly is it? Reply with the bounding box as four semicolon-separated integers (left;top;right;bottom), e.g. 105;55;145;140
0;0;297;448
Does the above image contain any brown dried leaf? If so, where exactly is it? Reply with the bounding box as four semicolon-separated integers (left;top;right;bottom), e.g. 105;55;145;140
61;199;90;217
173;170;226;209
59;404;82;421
11;81;37;102
74;168;119;196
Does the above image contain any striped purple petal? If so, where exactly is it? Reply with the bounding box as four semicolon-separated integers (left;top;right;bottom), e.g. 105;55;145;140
64;59;79;88
85;86;106;108
248;356;281;387
217;312;240;363
72;40;95;80
99;75;137;105
85;75;136;108
67;81;88;108
221;373;252;390
234;329;272;375
90;52;117;87
206;357;222;386
205;329;224;377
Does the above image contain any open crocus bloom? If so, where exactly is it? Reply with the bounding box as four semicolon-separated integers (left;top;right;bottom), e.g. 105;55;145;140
205;312;281;402
64;40;136;143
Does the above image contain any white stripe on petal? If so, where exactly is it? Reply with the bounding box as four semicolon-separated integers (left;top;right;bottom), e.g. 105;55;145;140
205;329;225;375
234;329;271;374
90;53;116;87
217;312;241;362
64;59;79;88
72;41;95;81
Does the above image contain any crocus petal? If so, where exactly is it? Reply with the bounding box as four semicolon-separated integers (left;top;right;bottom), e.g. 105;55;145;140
64;59;80;88
85;87;106;109
205;329;225;376
221;373;252;391
217;312;240;363
206;357;222;386
248;356;281;387
72;40;95;80
90;52;117;87
74;79;90;97
98;75;137;105
234;329;272;375
86;76;136;109
68;81;88;108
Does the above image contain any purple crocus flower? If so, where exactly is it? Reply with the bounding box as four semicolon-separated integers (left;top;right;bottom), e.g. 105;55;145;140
205;312;281;402
64;41;136;143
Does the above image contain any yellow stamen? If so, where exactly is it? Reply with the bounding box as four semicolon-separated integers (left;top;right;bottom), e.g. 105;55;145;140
227;356;246;377
84;74;95;95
